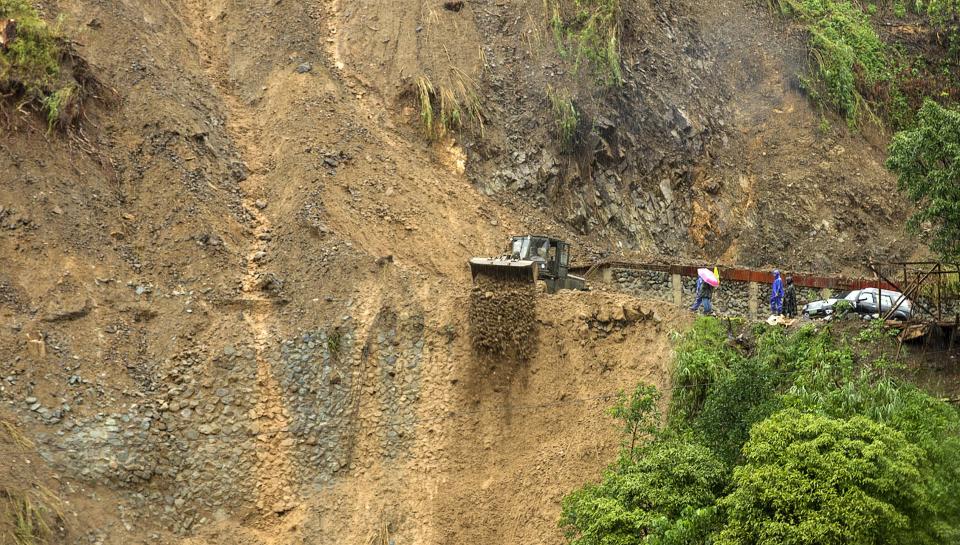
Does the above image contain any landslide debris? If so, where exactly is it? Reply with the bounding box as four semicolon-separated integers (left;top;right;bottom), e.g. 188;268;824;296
469;279;538;361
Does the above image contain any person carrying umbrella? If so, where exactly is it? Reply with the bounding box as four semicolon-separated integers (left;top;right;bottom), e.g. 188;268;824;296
691;268;719;315
770;269;784;315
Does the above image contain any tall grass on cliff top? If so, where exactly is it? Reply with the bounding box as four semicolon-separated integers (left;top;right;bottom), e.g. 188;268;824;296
768;0;892;126
547;0;623;86
561;318;960;545
414;71;483;141
0;0;77;129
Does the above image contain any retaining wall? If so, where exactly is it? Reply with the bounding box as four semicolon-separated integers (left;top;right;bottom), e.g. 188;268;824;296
612;267;824;319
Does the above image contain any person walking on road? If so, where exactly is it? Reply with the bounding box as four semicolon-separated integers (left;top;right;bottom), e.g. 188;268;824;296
690;276;714;315
690;276;705;313
700;280;714;315
783;275;797;317
770;269;784;315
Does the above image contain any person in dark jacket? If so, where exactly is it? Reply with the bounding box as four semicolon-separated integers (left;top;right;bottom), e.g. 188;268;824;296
690;276;704;312
783;276;797;317
700;280;714;315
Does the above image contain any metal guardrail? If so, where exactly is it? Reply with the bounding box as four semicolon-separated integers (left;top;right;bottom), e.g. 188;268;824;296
573;259;960;326
571;260;899;292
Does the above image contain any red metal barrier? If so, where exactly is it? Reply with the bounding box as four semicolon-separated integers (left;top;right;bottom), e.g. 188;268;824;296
573;261;898;291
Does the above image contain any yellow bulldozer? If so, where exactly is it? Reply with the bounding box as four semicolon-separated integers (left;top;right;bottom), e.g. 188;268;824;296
469;235;587;293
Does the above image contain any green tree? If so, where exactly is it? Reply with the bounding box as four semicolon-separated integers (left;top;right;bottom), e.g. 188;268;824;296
717;410;936;545
561;435;726;545
886;99;960;261
609;383;660;464
694;356;782;465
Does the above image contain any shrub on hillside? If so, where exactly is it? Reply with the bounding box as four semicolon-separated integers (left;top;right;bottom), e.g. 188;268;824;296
717;410;935;545
562;318;960;545
886;99;960;261
560;435;726;545
669;317;740;423
693;355;782;465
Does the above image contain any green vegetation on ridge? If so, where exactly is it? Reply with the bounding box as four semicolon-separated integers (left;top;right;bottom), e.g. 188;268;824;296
767;0;960;129
547;0;623;86
0;0;76;129
769;0;894;125
561;318;960;545
887;99;960;261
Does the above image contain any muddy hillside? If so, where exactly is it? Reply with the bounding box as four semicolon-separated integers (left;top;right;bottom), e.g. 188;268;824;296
0;0;919;543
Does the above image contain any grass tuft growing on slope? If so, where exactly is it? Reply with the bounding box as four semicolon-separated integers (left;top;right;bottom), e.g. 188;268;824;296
546;0;623;86
0;0;92;131
414;70;483;141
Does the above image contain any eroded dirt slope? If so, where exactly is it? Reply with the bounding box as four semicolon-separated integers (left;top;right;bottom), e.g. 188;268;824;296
0;0;919;543
331;0;915;269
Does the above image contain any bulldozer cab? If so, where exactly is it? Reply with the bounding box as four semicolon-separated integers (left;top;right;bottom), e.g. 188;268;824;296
508;235;570;280
469;234;584;293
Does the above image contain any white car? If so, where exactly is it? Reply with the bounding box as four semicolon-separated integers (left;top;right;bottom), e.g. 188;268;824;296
802;288;912;320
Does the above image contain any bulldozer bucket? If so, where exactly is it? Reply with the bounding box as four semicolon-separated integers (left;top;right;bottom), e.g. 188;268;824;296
469;258;538;285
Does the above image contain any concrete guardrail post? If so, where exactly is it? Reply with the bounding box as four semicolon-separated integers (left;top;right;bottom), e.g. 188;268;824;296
672;273;682;306
749;282;759;318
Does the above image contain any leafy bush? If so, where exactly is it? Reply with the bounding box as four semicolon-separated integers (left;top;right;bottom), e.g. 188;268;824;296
693;356;782;465
717;410;934;545
886;99;960;261
857;318;897;343
883;386;960;543
563;319;960;544
560;435;726;545
833;298;855;315
669;318;740;422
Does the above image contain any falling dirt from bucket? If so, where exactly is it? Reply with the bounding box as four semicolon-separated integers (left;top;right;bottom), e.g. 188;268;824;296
468;278;539;361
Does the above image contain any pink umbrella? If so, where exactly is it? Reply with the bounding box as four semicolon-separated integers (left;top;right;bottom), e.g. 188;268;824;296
698;268;719;287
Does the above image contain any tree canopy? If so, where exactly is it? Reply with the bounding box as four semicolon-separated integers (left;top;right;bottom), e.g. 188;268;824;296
717;410;933;545
887;99;960;261
561;319;960;545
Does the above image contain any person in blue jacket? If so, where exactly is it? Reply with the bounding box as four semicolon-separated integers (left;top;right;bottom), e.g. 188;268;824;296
691;276;704;313
690;276;714;315
770;269;784;315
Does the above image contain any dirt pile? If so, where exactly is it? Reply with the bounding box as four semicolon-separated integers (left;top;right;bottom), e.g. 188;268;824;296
469;279;539;360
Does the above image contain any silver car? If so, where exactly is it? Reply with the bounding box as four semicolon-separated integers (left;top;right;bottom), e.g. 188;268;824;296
802;288;912;320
